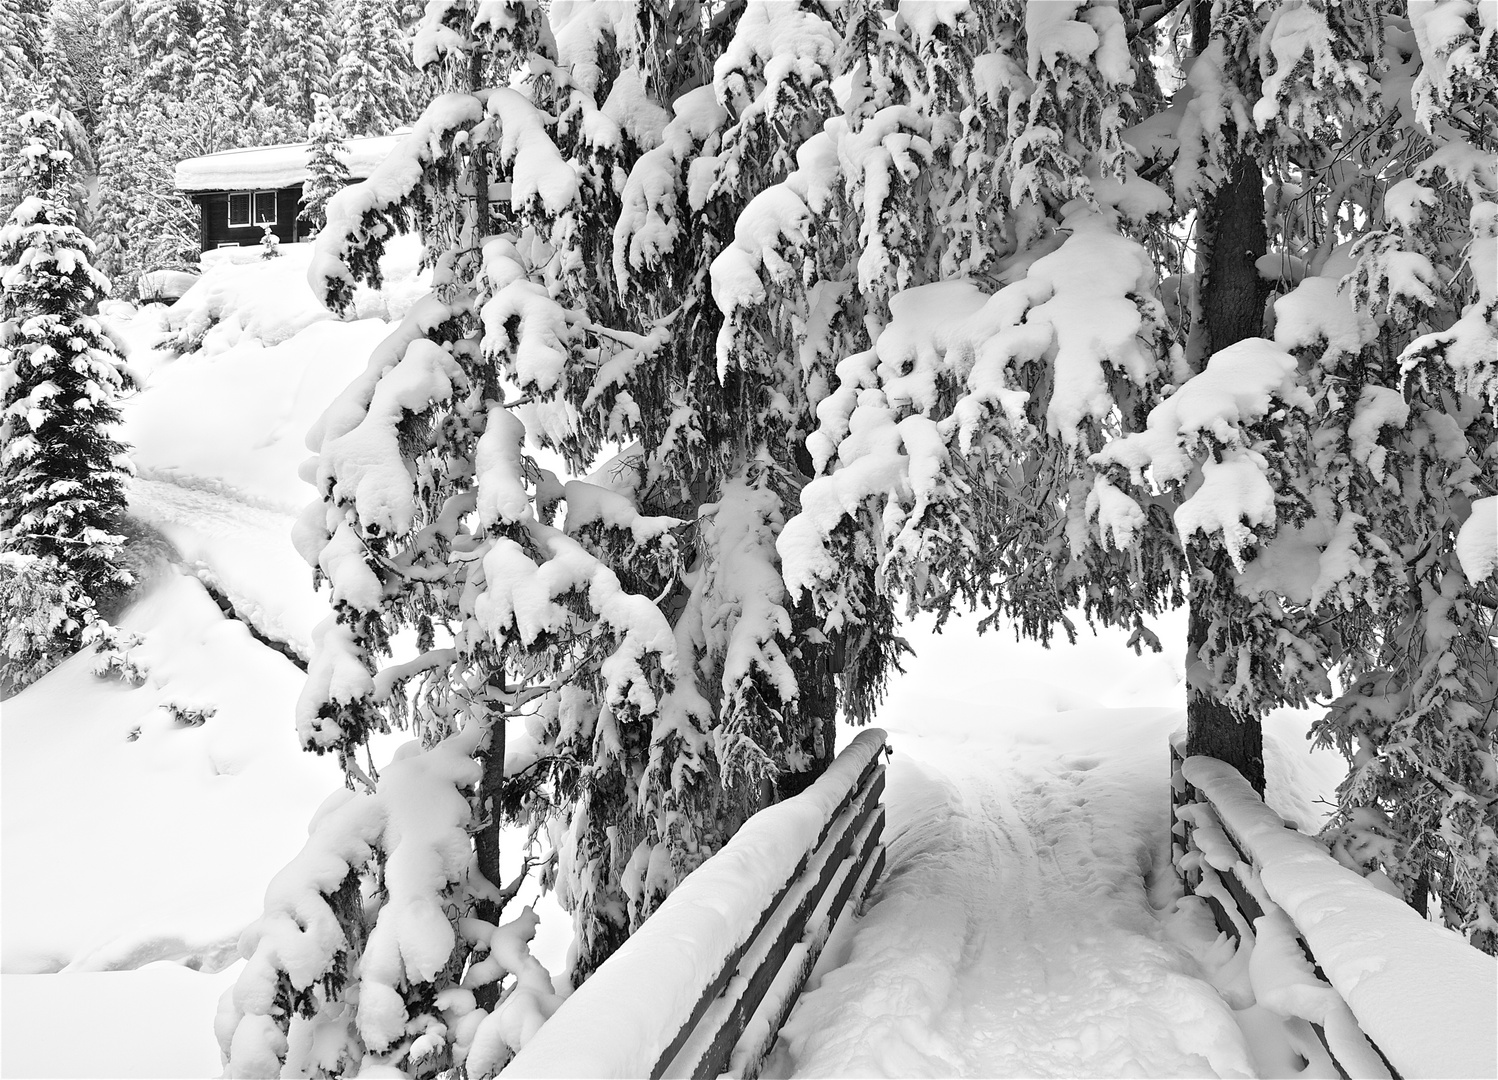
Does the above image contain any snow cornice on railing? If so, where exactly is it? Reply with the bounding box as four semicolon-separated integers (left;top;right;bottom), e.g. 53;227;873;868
502;727;888;1079
1180;755;1498;1080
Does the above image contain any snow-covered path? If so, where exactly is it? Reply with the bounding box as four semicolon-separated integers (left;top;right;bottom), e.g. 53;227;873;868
771;704;1265;1078
129;473;324;659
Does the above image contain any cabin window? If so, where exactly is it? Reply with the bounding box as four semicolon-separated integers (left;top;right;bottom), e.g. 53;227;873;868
227;190;278;228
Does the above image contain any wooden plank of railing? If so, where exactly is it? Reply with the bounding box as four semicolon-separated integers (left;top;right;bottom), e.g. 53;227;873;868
1170;745;1398;1080
647;745;886;1079
662;768;886;1078
502;730;889;1080
726;810;887;1080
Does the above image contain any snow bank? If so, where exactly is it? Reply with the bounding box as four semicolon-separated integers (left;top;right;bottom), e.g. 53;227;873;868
163;243;332;353
502;729;886;1078
1;570;344;974
163;237;429;356
125;318;389;514
174;132;406;192
137;268;199;302
1;962;241;1078
1181;756;1498;1080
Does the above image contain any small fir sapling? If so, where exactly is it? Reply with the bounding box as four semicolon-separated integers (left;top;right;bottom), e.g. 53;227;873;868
300;94;352;235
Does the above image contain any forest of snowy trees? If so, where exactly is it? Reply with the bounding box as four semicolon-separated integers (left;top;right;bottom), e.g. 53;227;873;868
0;0;426;292
1;0;1494;1077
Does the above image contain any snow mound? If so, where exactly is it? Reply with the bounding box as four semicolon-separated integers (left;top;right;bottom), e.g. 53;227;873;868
1457;496;1497;584
1;569;344;975
2;962;241;1079
120;315;393;655
164;243;333;355
163;236;430;356
124;318;390;514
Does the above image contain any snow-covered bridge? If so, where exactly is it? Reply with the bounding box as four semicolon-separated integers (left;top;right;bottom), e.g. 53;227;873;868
500;699;1497;1080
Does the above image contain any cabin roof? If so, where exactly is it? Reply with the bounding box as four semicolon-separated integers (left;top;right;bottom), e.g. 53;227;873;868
174;131;407;192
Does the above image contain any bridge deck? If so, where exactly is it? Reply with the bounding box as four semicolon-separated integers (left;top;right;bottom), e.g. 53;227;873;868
766;705;1280;1078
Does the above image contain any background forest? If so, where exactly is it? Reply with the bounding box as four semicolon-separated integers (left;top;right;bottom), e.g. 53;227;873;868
0;0;425;291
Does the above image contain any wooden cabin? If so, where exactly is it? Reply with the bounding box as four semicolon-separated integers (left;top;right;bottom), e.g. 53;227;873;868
174;133;403;253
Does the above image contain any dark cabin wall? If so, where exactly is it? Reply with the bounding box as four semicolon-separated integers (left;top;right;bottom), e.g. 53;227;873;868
189;184;306;252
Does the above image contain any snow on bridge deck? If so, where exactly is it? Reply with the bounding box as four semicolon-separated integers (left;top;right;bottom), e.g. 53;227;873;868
763;686;1340;1079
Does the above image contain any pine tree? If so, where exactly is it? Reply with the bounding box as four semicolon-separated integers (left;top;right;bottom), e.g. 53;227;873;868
285;0;337;123
220;2;891;1073
0;0;47;219
135;0;197;97
190;0;237;100
299;94;350;234
0;110;134;696
331;0;418;135
91;62;136;284
244;0;335;128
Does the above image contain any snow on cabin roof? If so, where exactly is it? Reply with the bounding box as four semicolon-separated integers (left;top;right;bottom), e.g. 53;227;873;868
174;132;408;192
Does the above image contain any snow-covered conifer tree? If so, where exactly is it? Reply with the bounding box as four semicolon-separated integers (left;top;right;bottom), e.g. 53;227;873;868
776;1;1181;681
191;0;237;100
299;94;350;234
0;110;134;695
127;93;210;274
1090;0;1497;947
331;0;419;135
44;0;105;137
277;0;337;124
0;0;47;219
221;8;584;1075
220;4;939;1072
91;62;137;284
134;0;197;96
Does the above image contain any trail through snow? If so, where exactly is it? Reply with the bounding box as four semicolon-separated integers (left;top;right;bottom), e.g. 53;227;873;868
128;473;322;659
769;694;1310;1079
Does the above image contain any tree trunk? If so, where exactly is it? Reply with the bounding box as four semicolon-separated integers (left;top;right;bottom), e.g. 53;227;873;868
1186;1;1271;794
473;712;506;1012
778;610;838;800
1185;586;1265;792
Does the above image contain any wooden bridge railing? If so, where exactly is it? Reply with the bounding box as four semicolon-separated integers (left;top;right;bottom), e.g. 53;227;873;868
503;728;889;1079
1171;741;1498;1080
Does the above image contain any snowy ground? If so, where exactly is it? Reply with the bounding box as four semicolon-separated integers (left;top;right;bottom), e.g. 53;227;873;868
1;251;1350;1078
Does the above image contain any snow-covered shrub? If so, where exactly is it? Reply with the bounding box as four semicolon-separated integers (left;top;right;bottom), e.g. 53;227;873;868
87;620;148;687
0;551;95;696
164;701;215;727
